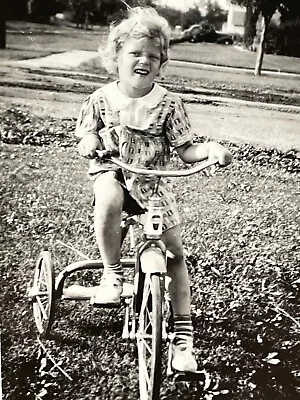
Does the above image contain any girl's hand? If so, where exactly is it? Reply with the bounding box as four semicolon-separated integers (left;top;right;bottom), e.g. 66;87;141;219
78;134;101;159
208;142;233;166
176;141;232;165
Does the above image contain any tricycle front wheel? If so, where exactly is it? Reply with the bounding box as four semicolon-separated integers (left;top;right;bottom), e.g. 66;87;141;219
136;273;163;400
30;251;55;336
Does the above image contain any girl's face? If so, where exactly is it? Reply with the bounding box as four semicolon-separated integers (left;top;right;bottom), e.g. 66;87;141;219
117;36;162;98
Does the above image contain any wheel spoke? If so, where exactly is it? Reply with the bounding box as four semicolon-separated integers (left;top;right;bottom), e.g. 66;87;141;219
36;296;49;320
142;340;153;371
140;280;151;312
139;336;152;354
146;308;152;324
138;340;152;387
38;262;47;287
36;291;49;296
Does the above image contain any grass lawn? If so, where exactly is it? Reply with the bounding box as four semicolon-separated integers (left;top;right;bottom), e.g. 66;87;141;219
2;21;107;60
2;21;300;75
170;43;300;74
1;137;299;399
1;105;299;399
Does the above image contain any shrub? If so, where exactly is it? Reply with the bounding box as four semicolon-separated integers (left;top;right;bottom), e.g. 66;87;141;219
266;19;300;57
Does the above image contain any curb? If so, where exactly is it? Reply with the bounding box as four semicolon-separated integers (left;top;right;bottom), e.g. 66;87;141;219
169;59;300;79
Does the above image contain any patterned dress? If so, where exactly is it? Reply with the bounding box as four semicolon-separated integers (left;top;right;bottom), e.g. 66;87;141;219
75;81;194;231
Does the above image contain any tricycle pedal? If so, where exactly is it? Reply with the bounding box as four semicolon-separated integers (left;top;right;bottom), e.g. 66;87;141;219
90;298;122;309
172;370;207;382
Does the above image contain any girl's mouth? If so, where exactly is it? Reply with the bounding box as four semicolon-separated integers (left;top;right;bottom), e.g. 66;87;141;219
134;69;149;76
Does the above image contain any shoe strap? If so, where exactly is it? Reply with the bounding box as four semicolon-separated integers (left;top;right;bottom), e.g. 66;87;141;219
100;272;123;286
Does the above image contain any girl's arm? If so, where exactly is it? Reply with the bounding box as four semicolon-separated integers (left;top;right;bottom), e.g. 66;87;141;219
78;134;101;159
176;141;233;166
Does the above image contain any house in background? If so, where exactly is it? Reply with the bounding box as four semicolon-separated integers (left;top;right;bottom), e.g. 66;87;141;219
222;1;246;35
221;0;281;37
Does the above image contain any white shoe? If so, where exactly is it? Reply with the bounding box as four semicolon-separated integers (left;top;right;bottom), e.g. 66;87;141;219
90;272;123;307
171;340;198;372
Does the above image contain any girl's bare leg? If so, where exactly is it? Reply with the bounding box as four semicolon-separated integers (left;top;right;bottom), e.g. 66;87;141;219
162;225;197;372
162;225;191;316
93;171;124;265
92;172;124;305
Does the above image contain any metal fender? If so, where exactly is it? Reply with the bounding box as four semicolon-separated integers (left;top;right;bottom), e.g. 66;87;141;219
140;247;167;274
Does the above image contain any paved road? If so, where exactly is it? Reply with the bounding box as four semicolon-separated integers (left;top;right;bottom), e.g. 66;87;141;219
2;84;299;151
187;101;300;151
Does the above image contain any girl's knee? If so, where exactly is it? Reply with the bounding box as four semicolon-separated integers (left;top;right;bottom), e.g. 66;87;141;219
162;226;184;262
94;172;124;212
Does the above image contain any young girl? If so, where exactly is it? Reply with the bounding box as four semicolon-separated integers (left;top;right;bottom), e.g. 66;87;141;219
76;7;232;372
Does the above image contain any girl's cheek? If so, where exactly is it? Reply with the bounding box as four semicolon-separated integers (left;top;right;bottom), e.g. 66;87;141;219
158;60;168;77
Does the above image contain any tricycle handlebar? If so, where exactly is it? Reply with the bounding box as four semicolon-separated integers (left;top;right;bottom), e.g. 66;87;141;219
96;151;218;177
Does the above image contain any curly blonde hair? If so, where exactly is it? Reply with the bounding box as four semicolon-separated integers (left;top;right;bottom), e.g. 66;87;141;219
100;7;171;74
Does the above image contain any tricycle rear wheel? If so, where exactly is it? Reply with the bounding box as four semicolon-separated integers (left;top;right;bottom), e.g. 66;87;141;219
31;251;55;336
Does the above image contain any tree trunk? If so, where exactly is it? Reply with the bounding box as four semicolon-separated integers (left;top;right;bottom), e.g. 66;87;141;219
254;14;271;76
244;3;259;49
0;6;5;49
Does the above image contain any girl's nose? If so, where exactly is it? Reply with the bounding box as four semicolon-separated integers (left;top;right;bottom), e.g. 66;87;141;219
139;55;150;64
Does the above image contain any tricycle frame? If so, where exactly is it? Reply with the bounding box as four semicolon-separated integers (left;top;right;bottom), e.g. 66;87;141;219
29;156;219;399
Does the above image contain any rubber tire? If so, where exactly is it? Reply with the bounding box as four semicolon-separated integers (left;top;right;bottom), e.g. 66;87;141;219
32;251;55;337
136;273;163;400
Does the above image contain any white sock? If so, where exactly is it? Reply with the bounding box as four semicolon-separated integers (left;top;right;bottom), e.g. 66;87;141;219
173;315;194;346
103;262;123;276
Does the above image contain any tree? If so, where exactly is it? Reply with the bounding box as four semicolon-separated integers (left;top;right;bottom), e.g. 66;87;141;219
266;1;300;58
243;1;259;48
205;0;227;30
233;0;299;75
279;0;300;23
154;5;182;28
27;0;61;22
182;7;203;30
0;1;6;49
68;0;153;26
267;18;300;57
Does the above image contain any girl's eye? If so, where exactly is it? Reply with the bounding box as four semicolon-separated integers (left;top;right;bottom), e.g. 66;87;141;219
130;52;140;57
150;55;160;61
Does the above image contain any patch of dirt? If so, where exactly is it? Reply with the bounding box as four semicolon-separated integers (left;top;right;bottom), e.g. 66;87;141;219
1;64;300;108
162;78;300;107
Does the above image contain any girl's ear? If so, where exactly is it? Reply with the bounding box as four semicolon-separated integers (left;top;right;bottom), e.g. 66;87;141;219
157;60;169;77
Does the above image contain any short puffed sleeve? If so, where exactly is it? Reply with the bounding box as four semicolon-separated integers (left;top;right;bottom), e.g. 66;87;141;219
165;96;193;148
75;95;105;139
